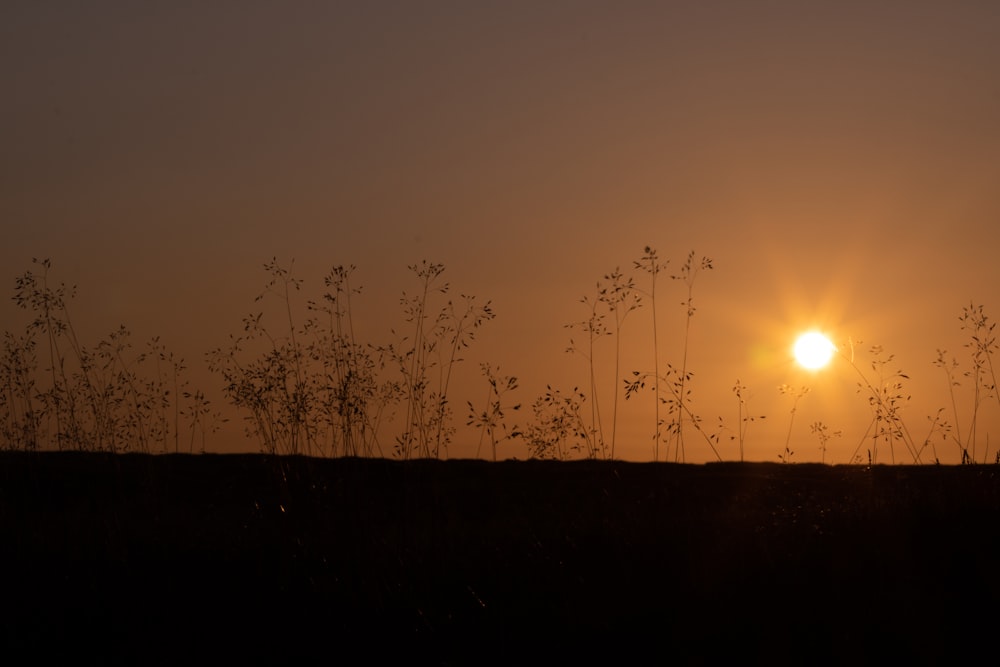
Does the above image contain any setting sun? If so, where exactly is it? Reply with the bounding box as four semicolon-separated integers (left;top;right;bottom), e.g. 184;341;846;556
793;332;836;370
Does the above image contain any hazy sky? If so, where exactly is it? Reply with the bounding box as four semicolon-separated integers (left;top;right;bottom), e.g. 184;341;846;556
4;1;1000;463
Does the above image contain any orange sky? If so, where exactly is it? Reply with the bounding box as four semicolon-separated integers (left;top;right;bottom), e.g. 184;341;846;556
3;1;1000;463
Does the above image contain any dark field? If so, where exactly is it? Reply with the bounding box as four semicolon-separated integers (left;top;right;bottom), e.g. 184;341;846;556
2;453;999;664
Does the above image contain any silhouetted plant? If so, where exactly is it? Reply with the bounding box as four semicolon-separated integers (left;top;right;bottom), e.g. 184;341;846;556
432;293;496;455
467;362;520;461
930;304;1000;463
306;265;394;457
15;254;998;466
778;384;809;462
1;331;40;450
625;367;722;462
596;268;641;459
389;261;446;459
97;325;164;453
181;388;222;453
633;246;669;460
842;341;919;464
959;303;999;461
669;252;713;461
209;260;395;457
732;379;766;463
145;338;223;454
933;349;964;457
386;261;495;459
810;421;841;464
918;407;952;464
6;258;207;453
625;250;718;462
520;386;596;460
566;289;610;458
208;259;316;456
13;258;89;449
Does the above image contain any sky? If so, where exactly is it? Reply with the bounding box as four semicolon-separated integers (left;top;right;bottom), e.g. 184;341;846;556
3;1;1000;463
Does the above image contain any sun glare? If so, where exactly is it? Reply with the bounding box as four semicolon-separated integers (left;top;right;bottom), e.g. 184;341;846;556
793;332;836;370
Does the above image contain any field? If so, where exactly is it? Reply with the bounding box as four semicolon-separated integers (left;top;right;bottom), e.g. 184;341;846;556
2;453;999;664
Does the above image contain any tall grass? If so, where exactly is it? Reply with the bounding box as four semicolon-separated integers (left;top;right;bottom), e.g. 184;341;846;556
669;252;714;461
810;421;840;465
778;384;809;463
207;259;316;456
624;249;722;462
208;259;495;460
520;386;595;460
597;268;641;459
208;260;399;457
841;342;920;464
732;380;765;463
386;261;496;459
4;256;999;465
565;288;610;458
2;258;214;453
467;363;520;462
932;303;1000;463
307;264;399;457
1;331;40;451
633;247;668;460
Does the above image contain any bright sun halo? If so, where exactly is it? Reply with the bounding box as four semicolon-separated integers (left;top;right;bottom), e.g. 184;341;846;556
794;332;836;370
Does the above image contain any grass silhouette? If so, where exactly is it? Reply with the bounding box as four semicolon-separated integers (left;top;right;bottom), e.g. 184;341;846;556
3;253;999;464
4;258;218;454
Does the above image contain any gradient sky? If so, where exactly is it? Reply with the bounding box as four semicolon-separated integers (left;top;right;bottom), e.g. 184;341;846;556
4;1;1000;463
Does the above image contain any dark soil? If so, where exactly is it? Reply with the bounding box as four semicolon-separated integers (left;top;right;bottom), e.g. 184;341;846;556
2;453;998;664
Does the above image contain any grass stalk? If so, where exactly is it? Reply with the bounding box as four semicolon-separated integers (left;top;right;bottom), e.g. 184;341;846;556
598;268;640;459
778;384;809;462
566;295;608;458
669;252;713;462
633;247;667;461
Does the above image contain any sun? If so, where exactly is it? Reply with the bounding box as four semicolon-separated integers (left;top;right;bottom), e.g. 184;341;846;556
793;332;836;370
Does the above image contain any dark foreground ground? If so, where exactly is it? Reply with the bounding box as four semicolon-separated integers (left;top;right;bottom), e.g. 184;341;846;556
1;453;999;665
